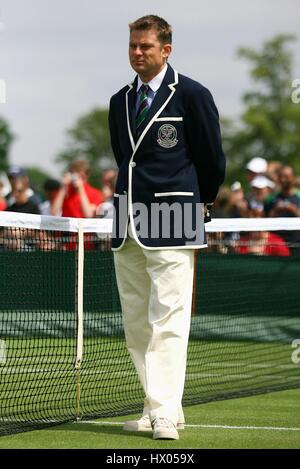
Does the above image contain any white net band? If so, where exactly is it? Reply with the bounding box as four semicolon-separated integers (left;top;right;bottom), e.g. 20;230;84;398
1;211;300;233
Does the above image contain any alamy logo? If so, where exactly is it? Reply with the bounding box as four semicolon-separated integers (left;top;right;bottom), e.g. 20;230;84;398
291;339;300;364
0;340;6;365
0;79;6;104
291;79;300;104
157;124;178;148
0;8;4;32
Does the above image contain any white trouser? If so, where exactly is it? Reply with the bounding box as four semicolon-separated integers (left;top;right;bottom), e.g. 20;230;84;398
113;225;195;425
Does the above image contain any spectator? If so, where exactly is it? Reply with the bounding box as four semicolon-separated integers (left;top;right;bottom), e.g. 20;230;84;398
96;168;118;219
247;175;275;216
0;181;7;211
264;165;300;255
5;178;40;214
245;157;268;184
293;175;300;193
266;161;283;190
51;159;103;218
213;184;249;218
229;181;249;217
6;166;42;208
264;166;300;218
39;178;62;216
235;230;290;257
211;187;233;218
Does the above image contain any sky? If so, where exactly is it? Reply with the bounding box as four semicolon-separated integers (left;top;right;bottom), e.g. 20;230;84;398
0;0;300;177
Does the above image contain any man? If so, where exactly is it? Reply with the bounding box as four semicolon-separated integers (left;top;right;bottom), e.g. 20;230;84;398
245;157;268;184
264;165;300;255
51;159;103;218
6;166;42;208
96;168;118;219
247;175;275;216
109;15;225;440
5;178;40;214
264;165;300;218
39;178;62;216
0;181;7;211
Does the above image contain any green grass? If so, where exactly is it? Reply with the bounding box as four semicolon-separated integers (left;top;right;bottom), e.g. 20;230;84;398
1;336;299;442
1;337;299;410
0;389;299;449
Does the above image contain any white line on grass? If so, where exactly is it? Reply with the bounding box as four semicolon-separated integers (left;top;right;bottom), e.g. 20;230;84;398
77;421;300;432
2;418;299;432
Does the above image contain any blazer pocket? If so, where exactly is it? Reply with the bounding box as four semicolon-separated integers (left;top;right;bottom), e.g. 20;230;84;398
154;192;194;197
154;117;183;122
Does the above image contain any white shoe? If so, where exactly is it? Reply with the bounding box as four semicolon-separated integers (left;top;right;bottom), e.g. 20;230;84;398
123;415;185;432
123;415;152;432
152;418;179;440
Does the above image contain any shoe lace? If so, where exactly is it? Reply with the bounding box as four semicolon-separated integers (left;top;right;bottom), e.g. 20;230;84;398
152;418;174;429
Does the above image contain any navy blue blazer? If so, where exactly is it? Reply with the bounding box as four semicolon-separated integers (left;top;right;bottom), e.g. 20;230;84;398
109;64;226;250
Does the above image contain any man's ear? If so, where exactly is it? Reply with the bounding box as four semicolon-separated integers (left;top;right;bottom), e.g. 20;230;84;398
162;43;172;60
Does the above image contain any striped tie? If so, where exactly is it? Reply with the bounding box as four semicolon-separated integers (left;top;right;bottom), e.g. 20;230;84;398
135;84;150;131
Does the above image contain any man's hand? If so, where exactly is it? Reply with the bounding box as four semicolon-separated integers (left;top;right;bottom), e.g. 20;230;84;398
71;173;84;191
62;172;72;187
270;200;300;217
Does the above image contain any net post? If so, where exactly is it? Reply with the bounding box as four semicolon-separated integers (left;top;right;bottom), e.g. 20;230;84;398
191;250;198;315
75;218;84;420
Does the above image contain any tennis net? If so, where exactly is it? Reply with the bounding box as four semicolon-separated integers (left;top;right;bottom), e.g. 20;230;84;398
0;212;299;436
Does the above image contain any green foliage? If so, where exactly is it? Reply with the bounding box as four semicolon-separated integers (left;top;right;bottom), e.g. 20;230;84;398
0;116;14;172
224;34;300;183
56;108;115;188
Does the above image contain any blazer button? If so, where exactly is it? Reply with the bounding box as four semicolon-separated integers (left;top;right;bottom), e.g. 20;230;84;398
130;162;136;167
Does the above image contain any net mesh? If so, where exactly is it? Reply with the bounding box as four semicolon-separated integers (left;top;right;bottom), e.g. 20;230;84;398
0;213;299;436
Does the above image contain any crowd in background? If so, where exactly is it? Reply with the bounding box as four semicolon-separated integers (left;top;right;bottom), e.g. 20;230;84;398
213;157;300;220
1;156;300;221
210;157;300;257
0;160;117;220
0;157;299;256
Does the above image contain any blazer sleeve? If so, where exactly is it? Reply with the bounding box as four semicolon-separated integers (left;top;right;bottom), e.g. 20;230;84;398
108;95;123;168
185;85;226;203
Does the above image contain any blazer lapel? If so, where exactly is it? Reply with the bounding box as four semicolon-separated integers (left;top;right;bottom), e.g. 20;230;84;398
135;79;173;137
126;77;138;151
125;65;178;155
134;65;178;152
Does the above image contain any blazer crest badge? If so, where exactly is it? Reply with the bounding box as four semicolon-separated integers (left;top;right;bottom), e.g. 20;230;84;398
157;124;178;148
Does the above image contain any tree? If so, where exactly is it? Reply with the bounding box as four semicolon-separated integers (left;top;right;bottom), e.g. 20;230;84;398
56;108;115;187
223;34;300;183
0;116;14;172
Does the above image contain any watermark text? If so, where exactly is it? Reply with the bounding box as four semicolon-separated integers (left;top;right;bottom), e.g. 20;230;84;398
291;339;300;364
291;79;300;104
0;340;6;365
0;79;6;104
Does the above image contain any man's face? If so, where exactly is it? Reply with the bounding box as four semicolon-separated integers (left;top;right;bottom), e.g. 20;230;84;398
13;180;28;204
253;187;269;201
279;167;294;190
129;29;171;81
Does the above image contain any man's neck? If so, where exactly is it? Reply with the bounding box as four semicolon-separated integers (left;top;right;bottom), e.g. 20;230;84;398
138;63;167;84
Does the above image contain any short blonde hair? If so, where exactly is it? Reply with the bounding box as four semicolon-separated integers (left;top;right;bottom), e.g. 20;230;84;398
129;15;172;45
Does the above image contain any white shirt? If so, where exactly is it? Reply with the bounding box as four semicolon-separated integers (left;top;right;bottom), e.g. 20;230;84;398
137;63;168;93
136;64;168;111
